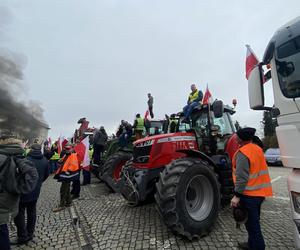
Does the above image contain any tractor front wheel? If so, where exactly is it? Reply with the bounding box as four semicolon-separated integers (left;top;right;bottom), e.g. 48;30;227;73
101;151;132;192
155;158;220;240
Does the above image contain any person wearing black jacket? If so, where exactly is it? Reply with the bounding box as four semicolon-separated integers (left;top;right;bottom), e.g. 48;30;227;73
0;138;25;250
12;144;49;245
93;126;108;165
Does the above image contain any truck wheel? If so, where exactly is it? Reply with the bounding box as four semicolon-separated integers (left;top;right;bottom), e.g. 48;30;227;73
101;152;132;192
155;158;220;240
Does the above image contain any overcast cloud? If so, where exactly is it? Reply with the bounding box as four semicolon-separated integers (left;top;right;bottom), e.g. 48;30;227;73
1;0;299;139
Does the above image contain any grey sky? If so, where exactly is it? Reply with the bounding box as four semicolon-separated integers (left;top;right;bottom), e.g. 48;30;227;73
1;0;299;139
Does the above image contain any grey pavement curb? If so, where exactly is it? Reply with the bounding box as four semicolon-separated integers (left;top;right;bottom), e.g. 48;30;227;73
70;206;92;250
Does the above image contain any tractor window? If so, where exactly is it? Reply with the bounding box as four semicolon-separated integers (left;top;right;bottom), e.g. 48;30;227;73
178;123;191;132
276;35;300;98
148;121;163;135
194;112;234;136
213;113;234;135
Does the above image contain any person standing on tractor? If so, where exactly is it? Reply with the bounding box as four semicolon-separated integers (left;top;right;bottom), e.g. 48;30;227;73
53;144;81;212
182;84;203;123
133;114;145;140
93;126;108;165
168;114;178;133
231;127;273;250
117;120;133;148
147;93;154;118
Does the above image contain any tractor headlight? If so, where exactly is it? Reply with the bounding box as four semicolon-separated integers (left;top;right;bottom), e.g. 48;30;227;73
291;191;300;214
136;156;150;163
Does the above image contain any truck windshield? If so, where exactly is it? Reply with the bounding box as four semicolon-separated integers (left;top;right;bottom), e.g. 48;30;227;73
276;35;300;98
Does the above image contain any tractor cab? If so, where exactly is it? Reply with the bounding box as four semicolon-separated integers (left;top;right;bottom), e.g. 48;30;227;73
190;101;236;156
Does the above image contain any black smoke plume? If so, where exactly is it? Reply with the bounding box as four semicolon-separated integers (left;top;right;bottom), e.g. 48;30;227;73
0;7;48;142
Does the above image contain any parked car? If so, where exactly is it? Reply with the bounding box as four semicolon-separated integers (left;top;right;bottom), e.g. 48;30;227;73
264;148;282;166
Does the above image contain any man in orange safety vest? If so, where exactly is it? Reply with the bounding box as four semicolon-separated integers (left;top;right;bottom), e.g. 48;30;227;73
53;143;81;212
231;127;272;250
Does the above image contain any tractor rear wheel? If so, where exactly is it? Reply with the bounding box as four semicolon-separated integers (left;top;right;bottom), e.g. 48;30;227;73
101;151;132;192
155;158;220;240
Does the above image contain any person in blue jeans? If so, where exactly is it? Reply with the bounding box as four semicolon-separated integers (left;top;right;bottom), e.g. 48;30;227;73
182;84;203;123
239;196;265;249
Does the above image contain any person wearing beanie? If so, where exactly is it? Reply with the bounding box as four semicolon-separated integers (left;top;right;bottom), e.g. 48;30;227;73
12;143;49;245
231;127;273;250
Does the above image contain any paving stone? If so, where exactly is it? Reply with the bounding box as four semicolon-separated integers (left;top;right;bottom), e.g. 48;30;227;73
9;167;296;249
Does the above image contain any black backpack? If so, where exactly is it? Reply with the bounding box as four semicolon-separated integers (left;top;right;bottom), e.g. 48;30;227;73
0;154;38;195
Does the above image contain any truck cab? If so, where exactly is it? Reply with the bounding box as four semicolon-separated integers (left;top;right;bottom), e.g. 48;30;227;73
248;16;300;249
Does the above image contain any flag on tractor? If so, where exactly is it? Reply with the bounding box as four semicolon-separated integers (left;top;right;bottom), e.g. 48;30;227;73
203;85;213;105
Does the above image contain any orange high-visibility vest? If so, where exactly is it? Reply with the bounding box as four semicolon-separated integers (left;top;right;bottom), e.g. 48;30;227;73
232;143;273;197
56;153;80;175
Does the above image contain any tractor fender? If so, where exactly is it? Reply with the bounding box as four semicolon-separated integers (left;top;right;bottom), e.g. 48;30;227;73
176;149;217;172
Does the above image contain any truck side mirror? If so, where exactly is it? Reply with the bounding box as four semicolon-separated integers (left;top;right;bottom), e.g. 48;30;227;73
248;64;265;110
212;100;224;118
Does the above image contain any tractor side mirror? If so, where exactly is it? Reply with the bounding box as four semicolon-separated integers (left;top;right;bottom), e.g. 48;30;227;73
212;100;224;118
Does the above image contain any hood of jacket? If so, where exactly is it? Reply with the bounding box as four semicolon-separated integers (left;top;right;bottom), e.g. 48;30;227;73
27;149;43;159
0;143;24;156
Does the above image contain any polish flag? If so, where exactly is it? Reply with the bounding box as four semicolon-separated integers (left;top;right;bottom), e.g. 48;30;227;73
203;85;213;105
74;136;90;170
245;45;259;80
58;136;68;154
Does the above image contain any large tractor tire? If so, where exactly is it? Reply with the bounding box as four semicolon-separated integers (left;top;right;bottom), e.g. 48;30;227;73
101;151;132;193
218;164;234;206
155;158;220;240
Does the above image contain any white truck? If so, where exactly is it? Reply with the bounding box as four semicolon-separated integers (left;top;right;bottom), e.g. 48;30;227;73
248;16;300;249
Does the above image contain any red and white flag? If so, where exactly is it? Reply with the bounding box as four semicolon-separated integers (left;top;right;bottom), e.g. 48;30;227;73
58;136;68;154
74;136;90;170
203;85;213;105
245;45;259;80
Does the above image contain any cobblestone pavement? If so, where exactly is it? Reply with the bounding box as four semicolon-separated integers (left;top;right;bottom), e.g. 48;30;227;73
10;166;296;249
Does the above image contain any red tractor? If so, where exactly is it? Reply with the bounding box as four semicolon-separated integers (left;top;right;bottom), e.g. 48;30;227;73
119;100;239;239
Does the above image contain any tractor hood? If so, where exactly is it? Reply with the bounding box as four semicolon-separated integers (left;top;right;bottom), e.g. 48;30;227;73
134;132;195;147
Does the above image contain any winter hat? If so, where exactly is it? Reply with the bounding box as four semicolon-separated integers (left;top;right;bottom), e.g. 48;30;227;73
236;127;256;141
233;206;248;225
31;143;42;150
